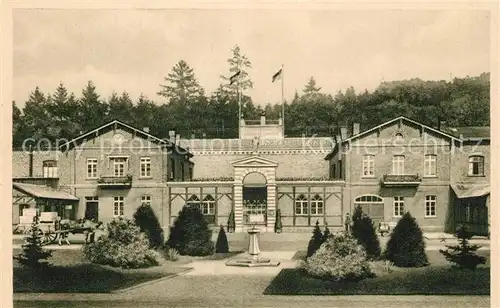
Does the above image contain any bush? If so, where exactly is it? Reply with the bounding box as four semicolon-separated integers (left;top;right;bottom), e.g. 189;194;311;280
83;218;160;269
384;212;429;267
302;232;374;282
306;220;323;258
167;205;215;256
133;203;164;248
439;225;486;270
164;247;179;261
215;224;229;253
351;205;381;260
274;209;283;233
227;209;235;233
14;222;52;269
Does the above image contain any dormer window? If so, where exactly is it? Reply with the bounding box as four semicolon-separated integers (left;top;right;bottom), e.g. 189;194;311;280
42;160;58;178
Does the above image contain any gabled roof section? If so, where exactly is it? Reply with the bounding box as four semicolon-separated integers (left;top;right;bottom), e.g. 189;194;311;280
58;120;191;156
444;126;490;140
231;155;278;168
324;116;461;160
13;182;79;201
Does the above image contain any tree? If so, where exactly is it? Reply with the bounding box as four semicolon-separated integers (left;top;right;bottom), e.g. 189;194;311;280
14;222;52;269
106;91;134;123
303;77;322;96
306;220;323;258
77;81;109;131
133;203;164;248
220;45;253;94
227;209;235;233
274;209;282;233
215;225;229;253
48;83;82;140
384;212;429;267
439;225;486;270
351;206;381;260
321;226;331;244
157;60;205;104
22;86;49;142
167;205;214;256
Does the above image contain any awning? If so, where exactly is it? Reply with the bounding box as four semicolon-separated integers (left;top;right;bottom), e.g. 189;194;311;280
451;183;490;199
13;183;79;201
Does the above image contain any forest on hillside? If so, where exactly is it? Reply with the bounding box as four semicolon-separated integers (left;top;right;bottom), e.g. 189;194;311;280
12;45;490;147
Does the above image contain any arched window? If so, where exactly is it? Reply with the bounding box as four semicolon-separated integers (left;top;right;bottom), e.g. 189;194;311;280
295;194;308;215
354;195;383;203
201;195;215;215
310;195;324;215
468;156;485;176
43;160;58;178
395;132;404;140
187;195;200;207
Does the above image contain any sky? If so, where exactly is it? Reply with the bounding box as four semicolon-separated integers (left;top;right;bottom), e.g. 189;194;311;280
13;9;491;108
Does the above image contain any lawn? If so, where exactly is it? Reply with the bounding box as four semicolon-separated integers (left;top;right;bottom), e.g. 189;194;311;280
265;251;490;295
13;249;189;293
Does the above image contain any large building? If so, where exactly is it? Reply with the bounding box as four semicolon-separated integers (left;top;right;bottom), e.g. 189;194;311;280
12;114;490;235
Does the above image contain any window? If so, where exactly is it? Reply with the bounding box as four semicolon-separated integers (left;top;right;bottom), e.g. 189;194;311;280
362;155;375;177
42;160;58;178
468;156;484;176
141;195;151;206
424;154;437;177
201;195;215;215
113;196;124;217
295;194;308;215
170;159;175;180
393;196;404;217
310;195;324;215
395;132;404;140
392;155;405;175
111;157;127;177
187;195;200;207
355;195;383;203
87;159;98;179
425;195;436;217
140;157;151;178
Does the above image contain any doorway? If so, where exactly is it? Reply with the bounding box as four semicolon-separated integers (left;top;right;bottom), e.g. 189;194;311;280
242;172;267;225
85;196;99;221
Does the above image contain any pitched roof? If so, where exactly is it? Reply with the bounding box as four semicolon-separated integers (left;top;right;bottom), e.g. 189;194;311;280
324;116;461;160
444;126;490;140
13;183;79;201
58;120;192;156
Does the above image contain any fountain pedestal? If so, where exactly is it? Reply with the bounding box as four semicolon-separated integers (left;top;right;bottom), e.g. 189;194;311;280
225;226;280;267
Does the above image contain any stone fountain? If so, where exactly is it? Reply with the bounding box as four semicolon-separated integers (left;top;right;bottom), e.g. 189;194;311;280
225;225;280;267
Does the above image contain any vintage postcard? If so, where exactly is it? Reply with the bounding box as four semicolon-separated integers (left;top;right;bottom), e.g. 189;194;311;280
1;1;498;307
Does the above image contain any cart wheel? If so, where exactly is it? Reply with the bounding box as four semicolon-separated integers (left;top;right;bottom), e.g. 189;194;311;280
23;226;32;235
44;232;57;244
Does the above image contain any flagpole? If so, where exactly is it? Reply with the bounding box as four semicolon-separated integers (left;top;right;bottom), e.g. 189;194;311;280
281;64;284;137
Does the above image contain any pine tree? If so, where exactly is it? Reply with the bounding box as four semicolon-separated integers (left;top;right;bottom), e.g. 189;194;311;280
303;77;322;97
215;225;229;253
220;45;253;94
167;205;214;256
158;60;205;104
321;226;331;244
439;225;486;270
133;203;164;248
384;212;429;267
351;205;381;260
307;220;323;258
78;81;109;131
14;222;52;269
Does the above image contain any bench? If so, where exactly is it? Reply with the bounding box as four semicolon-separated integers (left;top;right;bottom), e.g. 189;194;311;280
379;221;398;236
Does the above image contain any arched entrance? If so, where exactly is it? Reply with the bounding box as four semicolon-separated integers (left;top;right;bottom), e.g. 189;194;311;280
354;194;384;225
243;172;268;225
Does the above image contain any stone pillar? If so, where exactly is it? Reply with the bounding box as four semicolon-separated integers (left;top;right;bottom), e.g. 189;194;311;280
233;184;244;232
266;183;276;232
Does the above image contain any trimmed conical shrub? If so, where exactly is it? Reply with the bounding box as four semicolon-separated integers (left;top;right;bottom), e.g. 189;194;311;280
215;224;229;253
14;222;52;269
307;220;323;258
439;225;486;270
167;205;214;256
133;203;164;248
227;209;235;233
384;212;429;267
321;226;331;244
351;205;381;260
274;209;283;233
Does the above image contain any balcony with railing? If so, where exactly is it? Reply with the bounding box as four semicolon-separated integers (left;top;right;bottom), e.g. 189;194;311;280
380;174;421;187
97;175;133;188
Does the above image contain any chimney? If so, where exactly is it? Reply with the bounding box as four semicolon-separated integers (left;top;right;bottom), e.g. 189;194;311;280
352;123;360;136
340;127;348;140
260;112;266;125
168;130;176;143
143;127;150;133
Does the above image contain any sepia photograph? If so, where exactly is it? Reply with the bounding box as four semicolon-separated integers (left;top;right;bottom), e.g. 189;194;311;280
2;2;498;307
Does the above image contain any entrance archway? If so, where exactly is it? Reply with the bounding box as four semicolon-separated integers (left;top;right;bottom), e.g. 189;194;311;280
354;194;384;225
243;172;267;225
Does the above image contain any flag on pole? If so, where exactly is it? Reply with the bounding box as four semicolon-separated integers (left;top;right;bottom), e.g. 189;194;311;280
272;68;283;83
229;70;241;85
